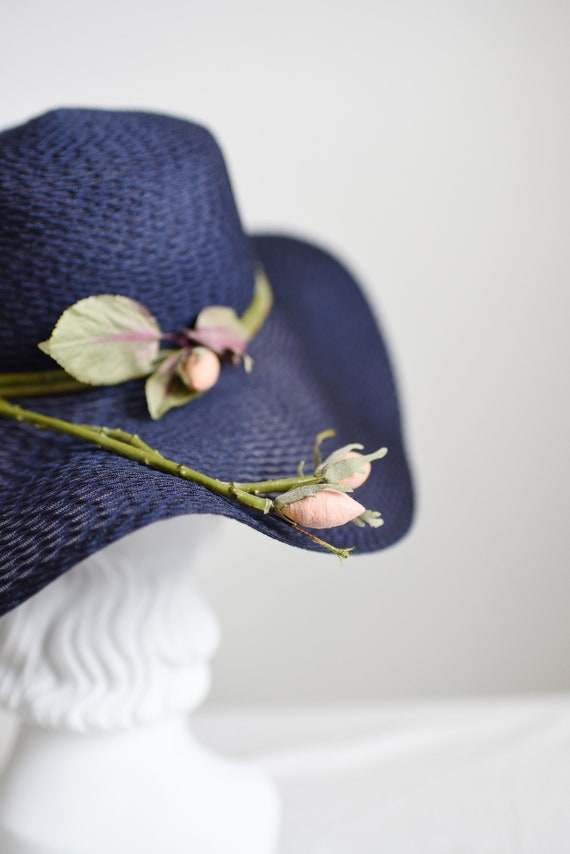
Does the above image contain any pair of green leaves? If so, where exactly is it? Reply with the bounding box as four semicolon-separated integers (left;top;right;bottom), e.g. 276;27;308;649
39;295;249;419
38;268;273;419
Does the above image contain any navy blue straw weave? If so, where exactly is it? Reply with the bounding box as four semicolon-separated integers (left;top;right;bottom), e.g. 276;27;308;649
0;109;414;616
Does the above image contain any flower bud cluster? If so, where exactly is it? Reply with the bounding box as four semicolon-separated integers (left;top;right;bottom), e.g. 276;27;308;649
273;433;387;531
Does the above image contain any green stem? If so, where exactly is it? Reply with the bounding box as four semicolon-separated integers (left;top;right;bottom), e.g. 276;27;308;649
0;395;356;558
234;476;320;494
0;397;269;513
240;265;273;337
90;426;160;453
272;511;354;562
0;369;86;397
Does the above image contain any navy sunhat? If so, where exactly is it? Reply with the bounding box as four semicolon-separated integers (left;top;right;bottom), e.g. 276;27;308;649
0;109;414;616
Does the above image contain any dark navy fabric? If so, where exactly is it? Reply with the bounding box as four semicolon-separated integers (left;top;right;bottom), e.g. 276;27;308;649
0;109;414;616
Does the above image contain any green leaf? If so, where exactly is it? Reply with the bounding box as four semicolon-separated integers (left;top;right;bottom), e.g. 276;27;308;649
145;351;201;420
189;306;250;356
196;305;247;335
318;442;364;470
321;447;388;483
273;482;352;511
38;295;162;385
352;509;384;528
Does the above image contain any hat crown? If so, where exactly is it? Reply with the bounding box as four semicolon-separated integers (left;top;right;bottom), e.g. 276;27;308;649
0;109;254;371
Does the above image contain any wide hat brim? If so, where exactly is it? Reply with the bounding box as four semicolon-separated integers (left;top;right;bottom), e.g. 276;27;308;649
1;231;413;615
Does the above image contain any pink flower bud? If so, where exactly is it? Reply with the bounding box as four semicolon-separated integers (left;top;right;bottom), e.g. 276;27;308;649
338;451;372;489
180;346;221;392
282;489;365;529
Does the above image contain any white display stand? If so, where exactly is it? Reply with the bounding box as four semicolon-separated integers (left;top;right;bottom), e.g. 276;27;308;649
0;516;280;854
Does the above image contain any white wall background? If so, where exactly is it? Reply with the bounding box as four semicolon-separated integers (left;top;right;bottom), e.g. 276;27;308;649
1;0;569;705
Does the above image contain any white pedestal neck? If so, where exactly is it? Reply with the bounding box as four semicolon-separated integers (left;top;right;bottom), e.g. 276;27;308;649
0;516;280;854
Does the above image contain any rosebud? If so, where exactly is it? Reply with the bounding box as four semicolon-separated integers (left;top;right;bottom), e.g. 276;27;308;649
338;451;372;489
282;489;365;529
180;346;221;392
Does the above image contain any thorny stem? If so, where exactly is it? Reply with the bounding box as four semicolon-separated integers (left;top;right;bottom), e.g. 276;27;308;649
0;397;269;511
0;396;351;557
89;426;160;453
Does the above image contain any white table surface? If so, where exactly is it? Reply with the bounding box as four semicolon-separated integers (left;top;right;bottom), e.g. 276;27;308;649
0;696;567;853
194;696;570;854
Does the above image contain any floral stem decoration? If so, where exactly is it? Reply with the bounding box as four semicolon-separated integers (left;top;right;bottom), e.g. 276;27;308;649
0;390;387;559
12;265;272;419
0;267;388;559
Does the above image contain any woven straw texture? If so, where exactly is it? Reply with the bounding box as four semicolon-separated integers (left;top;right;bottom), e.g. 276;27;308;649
0;109;414;616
